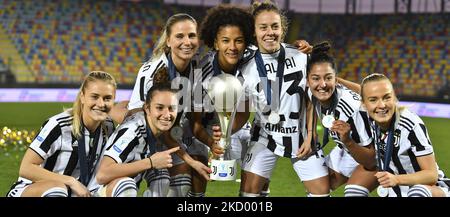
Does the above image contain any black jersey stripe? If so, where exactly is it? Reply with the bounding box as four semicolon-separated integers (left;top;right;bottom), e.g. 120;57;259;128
43;150;61;171
347;116;361;143
106;128;128;151
150;60;164;79
119;137;140;162
63;147;79;176
340;99;355;114
406;149;421;172
400;116;415;128
337;103;352;118
282;136;292;158
267;135;276;153
407;129;426;151
39;126;62;153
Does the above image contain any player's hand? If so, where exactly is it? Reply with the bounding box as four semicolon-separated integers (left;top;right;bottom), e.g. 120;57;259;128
150;147;179;169
211;125;222;143
210;125;224;157
330;120;351;144
297;135;312;159
68;178;91;197
293;40;313;54
375;171;399;188
190;160;211;181
210;142;225;158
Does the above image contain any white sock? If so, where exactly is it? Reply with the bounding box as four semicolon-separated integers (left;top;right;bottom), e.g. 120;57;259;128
41;187;68;197
344;184;369;197
167;174;192;197
111;177;137;197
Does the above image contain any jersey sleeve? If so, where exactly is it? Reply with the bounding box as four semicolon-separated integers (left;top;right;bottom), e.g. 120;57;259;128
103;125;139;164
29;118;62;160
409;123;434;157
129;62;154;110
349;111;373;147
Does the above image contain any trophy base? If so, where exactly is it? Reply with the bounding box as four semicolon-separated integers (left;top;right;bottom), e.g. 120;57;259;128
210;159;237;181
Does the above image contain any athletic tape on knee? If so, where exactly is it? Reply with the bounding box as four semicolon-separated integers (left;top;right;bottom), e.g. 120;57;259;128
41;187;68;197
344;184;369;197
111;178;137;197
407;184;432;197
168;174;192;197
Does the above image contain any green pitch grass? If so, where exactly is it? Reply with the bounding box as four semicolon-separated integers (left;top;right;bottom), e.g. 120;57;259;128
1;102;449;197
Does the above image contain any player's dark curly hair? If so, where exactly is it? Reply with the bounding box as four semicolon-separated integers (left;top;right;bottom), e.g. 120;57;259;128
307;41;337;74
200;4;254;49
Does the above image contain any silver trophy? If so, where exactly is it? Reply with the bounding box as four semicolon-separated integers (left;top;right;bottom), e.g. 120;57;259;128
207;73;243;181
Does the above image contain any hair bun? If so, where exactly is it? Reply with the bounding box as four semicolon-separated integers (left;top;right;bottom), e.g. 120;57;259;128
312;41;331;54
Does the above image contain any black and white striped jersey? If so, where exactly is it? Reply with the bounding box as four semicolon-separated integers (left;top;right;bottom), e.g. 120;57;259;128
22;110;114;189
308;84;373;149
128;53;199;110
193;46;256;112
368;108;447;196
102;111;154;183
239;43;308;158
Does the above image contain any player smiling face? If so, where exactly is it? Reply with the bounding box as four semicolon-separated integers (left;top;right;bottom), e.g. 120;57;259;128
214;25;246;73
167;20;199;67
254;10;282;53
80;80;115;129
361;79;396;130
144;90;178;135
308;62;337;106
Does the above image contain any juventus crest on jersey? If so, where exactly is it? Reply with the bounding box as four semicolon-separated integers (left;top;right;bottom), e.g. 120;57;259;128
240;43;308;158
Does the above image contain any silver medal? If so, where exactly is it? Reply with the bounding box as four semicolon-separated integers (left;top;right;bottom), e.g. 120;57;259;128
170;126;183;140
376;186;389;197
322;115;335;128
268;112;280;124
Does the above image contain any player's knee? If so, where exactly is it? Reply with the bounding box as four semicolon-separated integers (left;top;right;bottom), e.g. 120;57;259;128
111;177;137;197
344;184;369;197
168;174;192;197
407;184;432;197
41;187;69;197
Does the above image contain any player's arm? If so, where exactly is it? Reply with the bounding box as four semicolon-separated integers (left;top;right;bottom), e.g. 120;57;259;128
160;132;211;180
96;147;179;185
297;98;314;158
191;112;224;157
292;39;313;54
331;120;377;170
231;99;250;134
337;77;361;94
19;148;90;196
375;154;438;187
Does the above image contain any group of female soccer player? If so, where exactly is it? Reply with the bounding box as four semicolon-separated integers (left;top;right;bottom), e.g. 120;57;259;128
7;1;449;197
